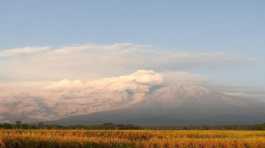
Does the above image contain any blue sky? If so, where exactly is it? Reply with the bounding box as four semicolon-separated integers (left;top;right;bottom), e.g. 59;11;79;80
0;0;265;87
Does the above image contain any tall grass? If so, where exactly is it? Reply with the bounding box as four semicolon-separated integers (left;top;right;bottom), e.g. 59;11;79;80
0;129;264;148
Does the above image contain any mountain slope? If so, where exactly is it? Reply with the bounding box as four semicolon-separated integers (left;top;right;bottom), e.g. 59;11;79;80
52;84;265;126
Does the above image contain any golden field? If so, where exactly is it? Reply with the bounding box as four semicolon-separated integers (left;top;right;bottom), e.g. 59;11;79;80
0;129;265;148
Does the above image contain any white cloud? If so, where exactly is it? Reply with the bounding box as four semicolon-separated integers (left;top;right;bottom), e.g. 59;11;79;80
0;43;254;81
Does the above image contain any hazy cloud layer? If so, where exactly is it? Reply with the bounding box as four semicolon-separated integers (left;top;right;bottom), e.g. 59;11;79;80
0;43;254;81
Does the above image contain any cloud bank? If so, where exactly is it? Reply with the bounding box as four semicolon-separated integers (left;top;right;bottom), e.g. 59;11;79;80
0;70;204;121
0;43;254;81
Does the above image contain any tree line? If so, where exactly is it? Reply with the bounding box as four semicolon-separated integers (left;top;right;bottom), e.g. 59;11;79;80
0;121;264;130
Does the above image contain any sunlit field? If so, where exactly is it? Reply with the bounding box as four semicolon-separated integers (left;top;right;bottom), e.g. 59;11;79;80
0;130;264;148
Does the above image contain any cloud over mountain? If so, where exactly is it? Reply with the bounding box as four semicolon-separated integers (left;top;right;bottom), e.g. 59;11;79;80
0;70;164;121
0;69;264;123
0;43;263;124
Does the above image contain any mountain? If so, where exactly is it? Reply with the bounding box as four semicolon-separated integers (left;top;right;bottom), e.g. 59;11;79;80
51;82;265;126
0;70;264;125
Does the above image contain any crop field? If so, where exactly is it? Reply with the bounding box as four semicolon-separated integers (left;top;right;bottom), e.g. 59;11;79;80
0;129;265;148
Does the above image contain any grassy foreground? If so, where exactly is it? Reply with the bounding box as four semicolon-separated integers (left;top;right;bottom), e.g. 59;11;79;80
0;129;265;148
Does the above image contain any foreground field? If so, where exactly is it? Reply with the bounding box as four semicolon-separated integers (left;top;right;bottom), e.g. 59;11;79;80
0;130;265;148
